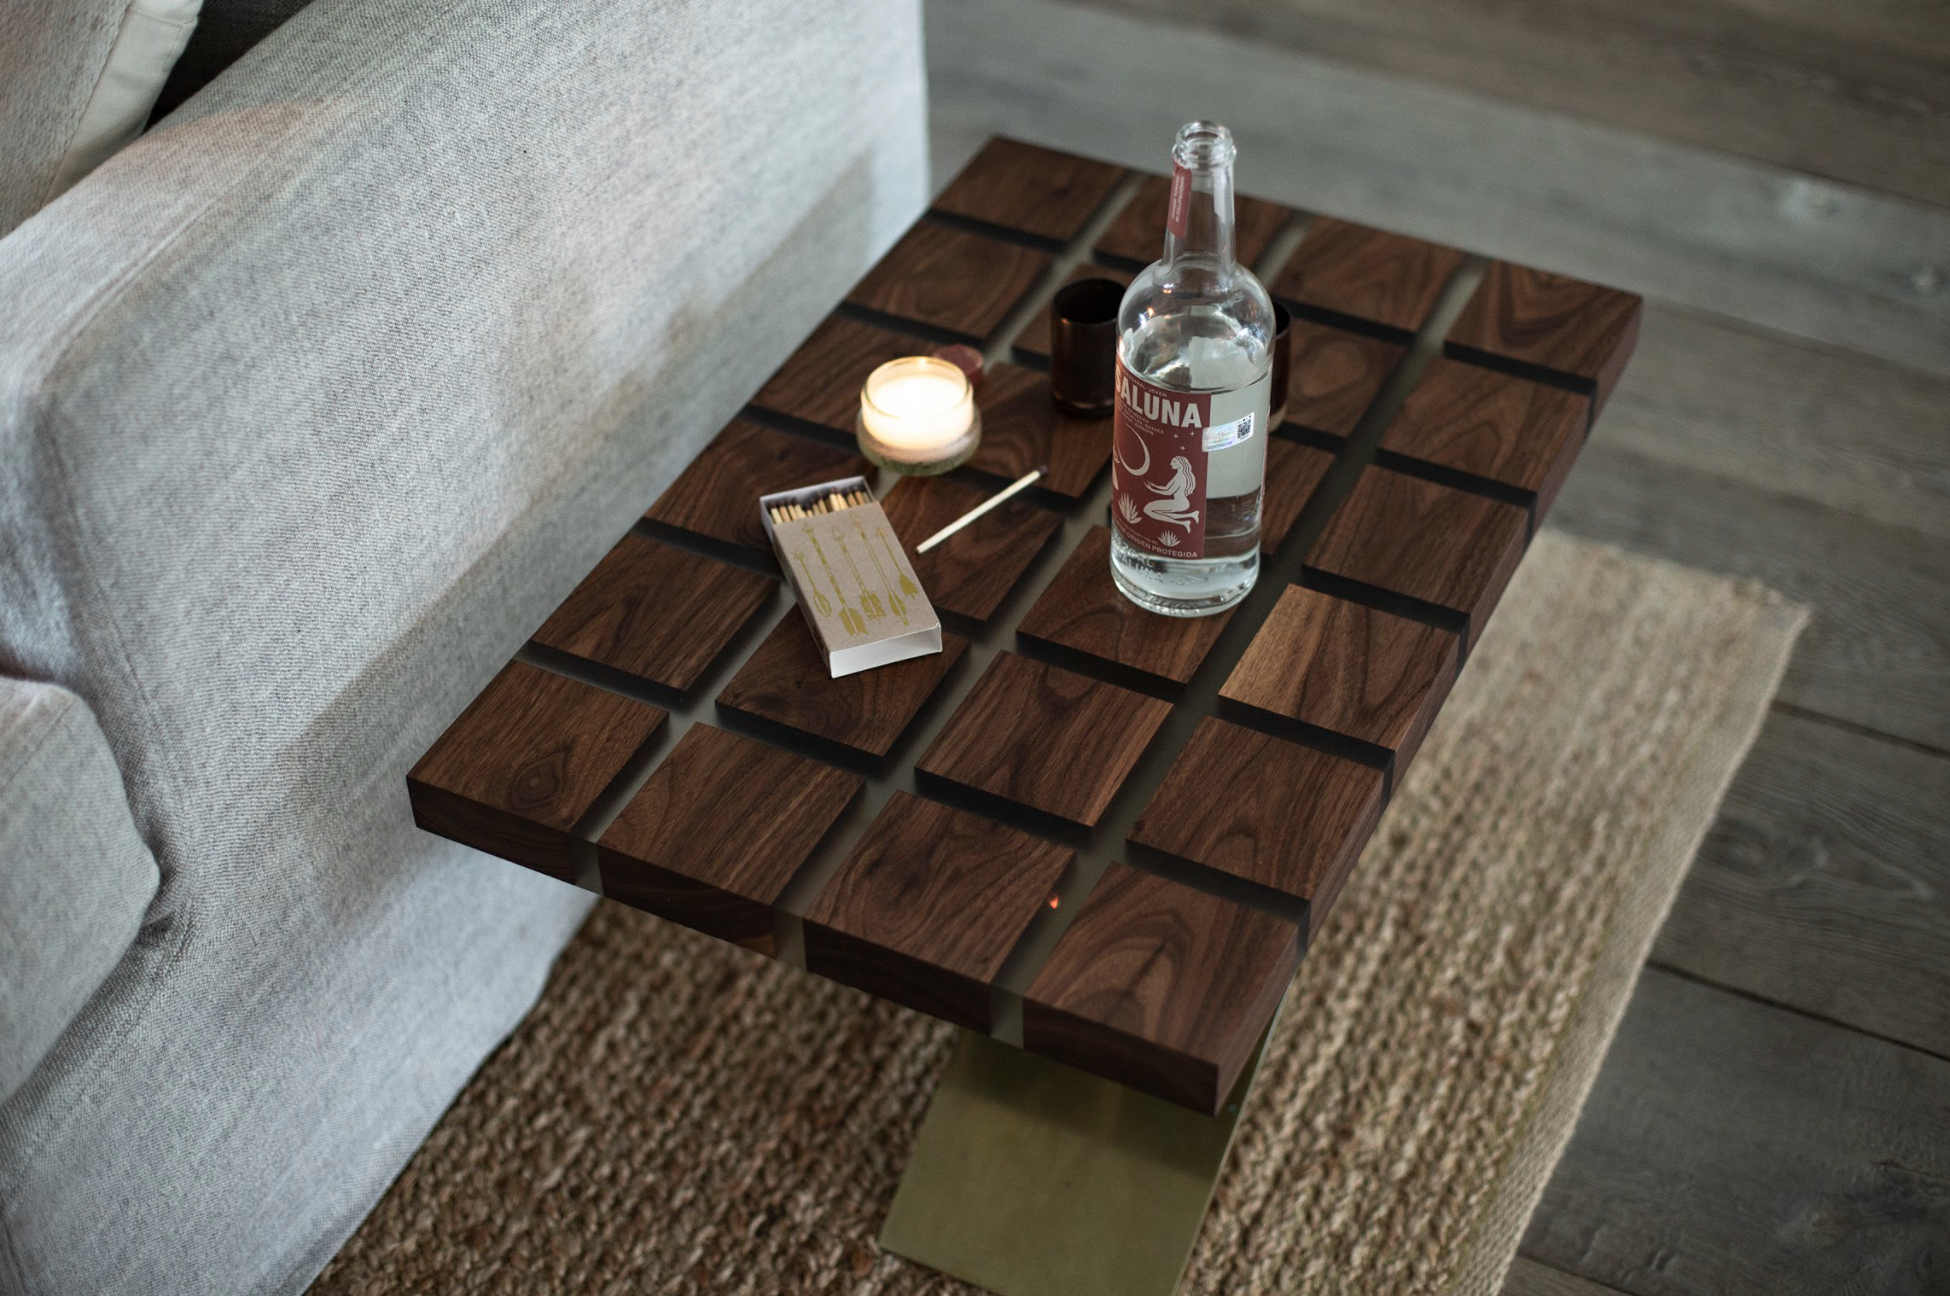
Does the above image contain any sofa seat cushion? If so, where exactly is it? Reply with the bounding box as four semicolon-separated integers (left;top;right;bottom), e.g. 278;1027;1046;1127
0;678;159;1104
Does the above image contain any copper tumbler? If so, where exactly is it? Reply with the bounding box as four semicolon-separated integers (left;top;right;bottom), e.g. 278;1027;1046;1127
1049;277;1125;418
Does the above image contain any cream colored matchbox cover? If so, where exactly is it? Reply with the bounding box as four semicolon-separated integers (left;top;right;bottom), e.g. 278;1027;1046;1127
759;478;942;677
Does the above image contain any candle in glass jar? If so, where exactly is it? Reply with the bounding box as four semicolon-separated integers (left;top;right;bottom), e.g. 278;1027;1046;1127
857;357;980;473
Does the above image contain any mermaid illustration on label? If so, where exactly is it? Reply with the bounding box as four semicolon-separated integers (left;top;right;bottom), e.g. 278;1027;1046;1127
1147;455;1200;531
1114;432;1201;536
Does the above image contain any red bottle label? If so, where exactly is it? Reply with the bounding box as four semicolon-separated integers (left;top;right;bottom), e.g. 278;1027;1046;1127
1166;163;1192;239
1113;361;1210;558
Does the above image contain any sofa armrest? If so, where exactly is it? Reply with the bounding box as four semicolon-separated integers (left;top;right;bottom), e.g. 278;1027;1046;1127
0;678;159;1105
0;0;928;906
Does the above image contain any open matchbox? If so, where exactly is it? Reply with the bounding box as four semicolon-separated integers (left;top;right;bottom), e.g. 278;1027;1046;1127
758;477;943;678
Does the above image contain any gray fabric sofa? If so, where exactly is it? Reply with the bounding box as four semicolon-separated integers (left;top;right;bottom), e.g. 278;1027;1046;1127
0;1;927;1291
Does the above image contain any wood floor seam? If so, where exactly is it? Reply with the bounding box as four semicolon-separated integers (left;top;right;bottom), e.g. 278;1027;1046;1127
1643;959;1950;1067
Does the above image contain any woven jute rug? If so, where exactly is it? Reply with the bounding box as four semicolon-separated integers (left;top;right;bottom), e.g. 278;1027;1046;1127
312;531;1806;1296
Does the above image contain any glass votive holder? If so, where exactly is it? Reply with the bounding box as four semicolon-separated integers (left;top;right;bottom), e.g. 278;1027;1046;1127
856;356;982;475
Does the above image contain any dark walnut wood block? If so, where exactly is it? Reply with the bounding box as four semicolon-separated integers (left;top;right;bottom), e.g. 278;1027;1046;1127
597;724;861;956
1261;439;1337;554
716;614;968;763
1282;320;1404;443
968;361;1114;499
1222;585;1459;784
409;661;667;882
412;138;1639;1112
1306;466;1529;649
1378;357;1588;530
752;316;933;434
931;137;1125;244
1023;863;1302;1115
1130;718;1385;933
1272;216;1467;340
1012;264;1134;363
880;475;1062;623
1097;174;1291;268
532;534;773;697
1446;263;1644;417
803;792;1073;1031
845;220;1052;342
646;420;868;557
918;652;1171;833
1018;527;1233;694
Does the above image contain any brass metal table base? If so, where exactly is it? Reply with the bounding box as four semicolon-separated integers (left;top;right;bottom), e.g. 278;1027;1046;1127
879;1024;1272;1296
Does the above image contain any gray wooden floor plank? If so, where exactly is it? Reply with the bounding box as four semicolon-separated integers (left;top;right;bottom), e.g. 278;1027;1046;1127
1522;968;1950;1296
1069;0;1950;209
1651;712;1950;1060
1603;308;1950;540
1504;1257;1634;1296
925;0;1950;377
1547;443;1950;752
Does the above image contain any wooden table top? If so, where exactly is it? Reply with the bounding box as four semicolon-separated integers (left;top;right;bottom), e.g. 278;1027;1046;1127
408;138;1642;1115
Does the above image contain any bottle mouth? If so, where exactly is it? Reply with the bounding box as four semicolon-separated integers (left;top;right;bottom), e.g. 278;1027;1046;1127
1172;121;1236;170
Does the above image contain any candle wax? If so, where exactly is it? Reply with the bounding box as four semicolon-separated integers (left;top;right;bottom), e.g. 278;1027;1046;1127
861;368;974;451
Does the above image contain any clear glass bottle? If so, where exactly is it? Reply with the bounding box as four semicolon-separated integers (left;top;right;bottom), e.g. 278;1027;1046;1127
1110;121;1276;617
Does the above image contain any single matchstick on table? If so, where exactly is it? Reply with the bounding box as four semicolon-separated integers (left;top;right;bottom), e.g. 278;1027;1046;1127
915;467;1046;553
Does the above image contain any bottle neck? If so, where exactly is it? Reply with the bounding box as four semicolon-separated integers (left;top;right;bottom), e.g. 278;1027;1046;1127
1161;125;1238;281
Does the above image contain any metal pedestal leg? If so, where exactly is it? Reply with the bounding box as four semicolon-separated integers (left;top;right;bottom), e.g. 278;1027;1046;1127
879;1026;1270;1296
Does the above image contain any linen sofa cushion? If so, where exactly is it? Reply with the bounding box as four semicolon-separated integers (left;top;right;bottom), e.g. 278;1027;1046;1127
0;678;159;1105
0;0;926;1290
0;0;201;237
